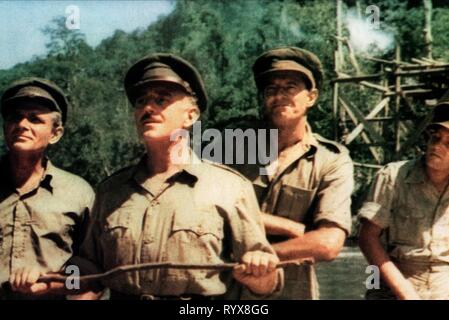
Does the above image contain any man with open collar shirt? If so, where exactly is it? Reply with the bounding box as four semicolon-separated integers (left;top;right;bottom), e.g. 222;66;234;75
359;93;449;300
0;77;94;300
57;53;283;300
236;47;354;299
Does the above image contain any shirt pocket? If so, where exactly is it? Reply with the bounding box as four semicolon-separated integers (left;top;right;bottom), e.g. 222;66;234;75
392;205;425;246
101;211;135;268
164;206;225;279
275;184;317;222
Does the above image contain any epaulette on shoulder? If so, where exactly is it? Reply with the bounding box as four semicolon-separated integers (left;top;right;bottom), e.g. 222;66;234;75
314;134;347;154
203;159;250;182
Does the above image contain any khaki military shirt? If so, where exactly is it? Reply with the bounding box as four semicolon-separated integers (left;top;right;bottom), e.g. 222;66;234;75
0;157;94;291
236;124;354;299
359;157;449;264
79;154;278;297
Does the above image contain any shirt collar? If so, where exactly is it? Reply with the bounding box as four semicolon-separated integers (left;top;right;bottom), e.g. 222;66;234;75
277;122;318;162
132;152;200;188
0;154;55;193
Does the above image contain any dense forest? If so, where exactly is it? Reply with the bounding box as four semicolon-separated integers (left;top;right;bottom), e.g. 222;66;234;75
1;0;449;215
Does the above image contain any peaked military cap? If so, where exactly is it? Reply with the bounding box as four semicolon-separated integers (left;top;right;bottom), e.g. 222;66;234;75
428;89;449;130
1;77;68;124
124;53;208;111
253;46;324;91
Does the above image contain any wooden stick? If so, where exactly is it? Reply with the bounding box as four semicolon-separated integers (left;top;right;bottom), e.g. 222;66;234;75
37;258;314;284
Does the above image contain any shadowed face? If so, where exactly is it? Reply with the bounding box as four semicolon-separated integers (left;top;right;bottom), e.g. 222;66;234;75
3;101;62;155
133;82;199;143
425;125;449;173
262;71;318;129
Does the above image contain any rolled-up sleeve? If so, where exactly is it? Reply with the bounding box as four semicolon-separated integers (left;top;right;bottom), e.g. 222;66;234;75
358;166;395;229
314;151;354;235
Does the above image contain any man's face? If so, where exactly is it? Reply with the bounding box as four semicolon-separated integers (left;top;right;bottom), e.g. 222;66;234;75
262;72;318;128
133;83;199;143
3;102;61;154
425;126;449;172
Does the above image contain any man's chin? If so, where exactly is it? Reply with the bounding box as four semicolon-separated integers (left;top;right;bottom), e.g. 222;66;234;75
269;114;297;128
141;132;171;144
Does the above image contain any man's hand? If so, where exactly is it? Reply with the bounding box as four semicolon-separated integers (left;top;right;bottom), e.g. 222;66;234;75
9;266;51;295
233;251;279;296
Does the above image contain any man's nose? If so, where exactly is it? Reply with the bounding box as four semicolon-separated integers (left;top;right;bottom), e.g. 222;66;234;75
16;116;30;128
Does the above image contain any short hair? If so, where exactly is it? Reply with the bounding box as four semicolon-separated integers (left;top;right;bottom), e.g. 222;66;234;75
51;112;63;130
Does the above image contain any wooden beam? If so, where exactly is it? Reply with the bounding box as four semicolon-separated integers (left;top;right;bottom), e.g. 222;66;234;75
333;73;383;83
359;81;390;93
341;117;395;122
384;89;434;97
401;63;449;70
394;67;449;76
339;97;386;143
339;97;383;163
338;72;389;93
345;97;390;144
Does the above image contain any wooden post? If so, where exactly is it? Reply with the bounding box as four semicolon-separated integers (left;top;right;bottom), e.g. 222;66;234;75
333;0;344;140
394;45;402;159
336;0;344;68
423;0;433;59
333;51;340;141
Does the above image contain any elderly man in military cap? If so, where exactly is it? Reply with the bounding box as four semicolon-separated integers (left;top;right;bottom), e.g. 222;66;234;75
359;92;449;300
235;47;354;299
0;77;94;299
59;53;282;300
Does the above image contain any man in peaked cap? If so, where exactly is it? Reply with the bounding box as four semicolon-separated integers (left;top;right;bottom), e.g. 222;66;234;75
0;77;94;299
66;53;283;300
235;47;354;299
359;91;449;300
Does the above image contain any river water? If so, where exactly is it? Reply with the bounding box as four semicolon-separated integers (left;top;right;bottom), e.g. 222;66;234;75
315;246;369;300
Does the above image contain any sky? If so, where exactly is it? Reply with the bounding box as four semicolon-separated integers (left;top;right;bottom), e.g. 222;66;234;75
0;0;175;70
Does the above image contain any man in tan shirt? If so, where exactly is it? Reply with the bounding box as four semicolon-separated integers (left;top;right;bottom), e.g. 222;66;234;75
359;96;449;300
0;78;94;299
26;53;282;300
236;47;354;299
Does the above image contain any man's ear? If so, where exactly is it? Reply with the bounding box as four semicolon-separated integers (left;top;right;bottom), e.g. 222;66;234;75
184;104;200;129
49;126;64;145
306;89;319;109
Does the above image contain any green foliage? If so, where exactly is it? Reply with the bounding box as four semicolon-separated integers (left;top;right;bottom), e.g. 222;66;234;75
0;0;448;192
